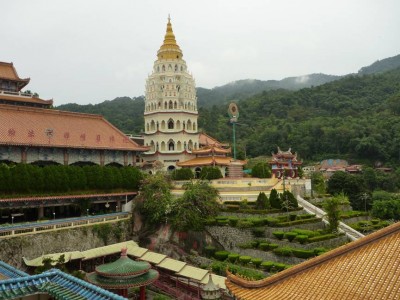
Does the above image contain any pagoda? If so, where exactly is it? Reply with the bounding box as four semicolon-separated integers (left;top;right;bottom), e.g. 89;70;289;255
269;147;302;179
86;248;159;300
143;16;199;172
177;144;245;178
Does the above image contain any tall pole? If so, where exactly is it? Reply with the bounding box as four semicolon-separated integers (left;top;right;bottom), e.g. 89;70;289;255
233;122;237;161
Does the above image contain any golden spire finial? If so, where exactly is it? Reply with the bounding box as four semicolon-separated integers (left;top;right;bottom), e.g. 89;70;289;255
157;15;183;60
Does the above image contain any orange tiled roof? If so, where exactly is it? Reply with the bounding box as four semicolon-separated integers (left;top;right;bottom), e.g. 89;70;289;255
0;62;30;88
198;132;228;147
177;156;245;167
226;221;400;300
192;145;231;155
0;104;148;151
0;92;53;106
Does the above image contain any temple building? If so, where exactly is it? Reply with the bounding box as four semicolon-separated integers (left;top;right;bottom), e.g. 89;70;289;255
0;62;53;108
269;147;302;179
143;17;200;172
0;62;148;166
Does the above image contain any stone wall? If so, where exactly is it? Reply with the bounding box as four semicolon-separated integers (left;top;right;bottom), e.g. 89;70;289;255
0;220;131;271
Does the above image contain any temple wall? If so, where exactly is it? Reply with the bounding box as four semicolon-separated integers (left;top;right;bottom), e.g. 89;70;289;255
104;150;124;165
0;220;131;271
0;146;21;163
26;147;64;164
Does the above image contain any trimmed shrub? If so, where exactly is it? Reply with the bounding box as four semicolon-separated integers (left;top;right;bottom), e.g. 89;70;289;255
248;218;264;226
276;218;321;227
292;249;315;259
214;251;230;261
264;217;279;226
296;235;309;244
239;256;252;265
204;218;216;226
171;168;194;180
297;214;316;220
292;229;319;238
267;243;279;250
204;245;216;257
261;261;274;271
273;247;293;257
284;232;298;242
308;234;337;243
371;219;380;225
228;253;240;263
216;219;229;226
272;231;285;240
289;213;297;221
237;242;254;249
251;258;263;268
237;219;253;228
259;242;270;251
228;217;239;227
252;227;265;237
314;247;327;256
273;263;286;271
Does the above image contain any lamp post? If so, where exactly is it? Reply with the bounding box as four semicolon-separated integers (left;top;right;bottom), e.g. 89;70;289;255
86;208;89;216
11;216;14;225
53;212;55;220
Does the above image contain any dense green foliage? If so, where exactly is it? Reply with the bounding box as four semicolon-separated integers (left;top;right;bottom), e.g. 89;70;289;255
199;68;400;163
251;162;272;178
0;164;142;195
199;166;223;180
255;192;269;209
137;173;174;224
323;194;345;232
171;168;194;180
171;180;220;231
269;189;281;209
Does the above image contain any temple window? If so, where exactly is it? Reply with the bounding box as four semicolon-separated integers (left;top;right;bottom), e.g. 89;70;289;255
188;140;193;151
164;102;167;109
187;120;192;130
150;120;156;131
169;101;173;109
194;142;197;149
175;64;178;71
183;121;186;130
184;141;187;149
162;65;165;71
168;140;175;151
146;123;150;132
193;122;196;131
150;141;155;152
168;64;172;71
168;119;174;129
174;101;177;108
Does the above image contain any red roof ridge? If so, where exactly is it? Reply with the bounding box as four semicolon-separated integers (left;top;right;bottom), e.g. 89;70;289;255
226;221;400;289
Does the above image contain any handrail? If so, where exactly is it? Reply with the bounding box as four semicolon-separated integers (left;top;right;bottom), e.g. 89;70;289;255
0;212;130;238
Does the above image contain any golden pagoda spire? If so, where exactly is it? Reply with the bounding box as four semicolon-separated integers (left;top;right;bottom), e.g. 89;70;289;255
157;15;183;60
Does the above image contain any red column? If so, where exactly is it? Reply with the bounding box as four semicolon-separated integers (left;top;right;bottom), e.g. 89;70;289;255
139;286;146;300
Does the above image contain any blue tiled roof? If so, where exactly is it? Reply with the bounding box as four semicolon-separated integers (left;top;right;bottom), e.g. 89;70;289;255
0;265;127;300
0;261;28;279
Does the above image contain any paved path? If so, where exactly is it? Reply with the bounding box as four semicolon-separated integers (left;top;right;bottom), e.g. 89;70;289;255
297;195;365;241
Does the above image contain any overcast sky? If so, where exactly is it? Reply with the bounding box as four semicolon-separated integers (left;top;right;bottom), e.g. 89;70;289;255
2;0;399;105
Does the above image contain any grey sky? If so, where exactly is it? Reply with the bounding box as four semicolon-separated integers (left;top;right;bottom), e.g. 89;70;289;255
2;0;399;105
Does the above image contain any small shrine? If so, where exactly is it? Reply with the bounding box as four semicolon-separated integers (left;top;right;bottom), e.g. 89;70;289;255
86;248;159;300
201;272;222;299
269;147;302;179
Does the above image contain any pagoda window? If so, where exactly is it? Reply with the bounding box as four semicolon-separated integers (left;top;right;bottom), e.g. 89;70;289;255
184;103;187;109
193;122;196;131
177;141;182;151
194;142;197;149
164;102;168;109
168;119;174;129
168;64;172;71
157;66;160;72
161;142;166;151
162;65;165;71
183;121;186;130
168;140;175;151
150;120;156;131
158;102;161;108
176;120;181;130
150;141;155;152
156;142;159;151
161;120;166;130
175;64;178;71
156;121;159;129
169;101;173;109
174;101;177;108
188;140;193;151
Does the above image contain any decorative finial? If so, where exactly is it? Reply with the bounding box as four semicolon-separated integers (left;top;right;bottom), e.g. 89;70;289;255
168;14;171;23
121;247;128;257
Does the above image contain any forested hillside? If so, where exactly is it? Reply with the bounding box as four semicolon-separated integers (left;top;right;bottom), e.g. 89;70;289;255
57;97;145;134
358;54;400;75
199;68;400;164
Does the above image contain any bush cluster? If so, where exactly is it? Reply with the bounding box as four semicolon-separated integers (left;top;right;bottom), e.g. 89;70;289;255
0;164;142;195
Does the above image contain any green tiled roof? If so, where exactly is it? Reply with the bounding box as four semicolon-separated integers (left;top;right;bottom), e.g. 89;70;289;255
86;269;159;289
96;256;151;277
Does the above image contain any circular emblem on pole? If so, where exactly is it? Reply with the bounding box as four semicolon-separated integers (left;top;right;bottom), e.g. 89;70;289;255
228;102;239;122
